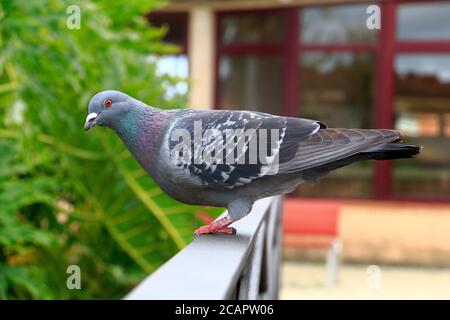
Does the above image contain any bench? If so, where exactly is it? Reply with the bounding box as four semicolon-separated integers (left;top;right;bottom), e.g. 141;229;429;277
283;198;342;287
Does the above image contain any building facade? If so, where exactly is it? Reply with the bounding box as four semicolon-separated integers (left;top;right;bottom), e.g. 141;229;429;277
149;0;450;265
151;0;450;203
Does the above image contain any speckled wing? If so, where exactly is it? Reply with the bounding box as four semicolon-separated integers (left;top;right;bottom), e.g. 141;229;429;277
167;110;323;189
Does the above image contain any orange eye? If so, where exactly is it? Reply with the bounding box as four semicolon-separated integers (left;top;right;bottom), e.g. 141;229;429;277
103;99;113;108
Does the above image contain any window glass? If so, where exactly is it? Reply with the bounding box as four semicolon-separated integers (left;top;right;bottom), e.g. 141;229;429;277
147;13;188;50
218;56;283;115
394;55;450;197
146;13;189;100
153;55;189;99
300;52;374;128
221;13;284;44
397;2;450;40
297;52;375;198
301;4;378;44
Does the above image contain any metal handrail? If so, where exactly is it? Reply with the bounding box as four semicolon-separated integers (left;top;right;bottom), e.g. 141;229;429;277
124;196;283;300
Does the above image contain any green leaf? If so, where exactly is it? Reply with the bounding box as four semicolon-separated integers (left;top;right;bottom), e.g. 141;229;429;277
0;0;197;299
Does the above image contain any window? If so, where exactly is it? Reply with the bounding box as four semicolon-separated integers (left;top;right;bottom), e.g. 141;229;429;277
393;1;450;199
397;2;450;41
297;52;375;198
300;52;374;128
221;13;284;44
154;55;189;99
217;10;284;113
301;5;378;44
296;3;377;199
146;12;189;99
147;12;188;49
393;55;450;197
216;1;450;201
219;56;283;114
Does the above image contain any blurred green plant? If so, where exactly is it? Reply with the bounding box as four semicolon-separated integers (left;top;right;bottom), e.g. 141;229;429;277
0;0;217;299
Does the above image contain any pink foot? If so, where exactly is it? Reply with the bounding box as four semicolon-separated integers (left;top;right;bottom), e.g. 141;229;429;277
194;216;236;237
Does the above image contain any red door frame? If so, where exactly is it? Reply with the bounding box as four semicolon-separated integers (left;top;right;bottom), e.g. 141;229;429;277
374;1;395;199
214;0;450;202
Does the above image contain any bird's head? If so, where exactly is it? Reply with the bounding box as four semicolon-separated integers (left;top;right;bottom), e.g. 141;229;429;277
84;90;134;131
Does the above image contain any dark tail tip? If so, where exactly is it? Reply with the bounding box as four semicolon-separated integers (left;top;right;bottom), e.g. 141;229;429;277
363;143;422;160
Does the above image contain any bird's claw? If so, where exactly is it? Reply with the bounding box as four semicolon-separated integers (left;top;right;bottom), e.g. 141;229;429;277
193;215;236;238
193;226;237;238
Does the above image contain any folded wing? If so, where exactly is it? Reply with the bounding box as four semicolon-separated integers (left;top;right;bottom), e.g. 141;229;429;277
168;110;323;189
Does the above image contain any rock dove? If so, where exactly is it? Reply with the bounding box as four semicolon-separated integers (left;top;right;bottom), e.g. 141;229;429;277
84;90;421;236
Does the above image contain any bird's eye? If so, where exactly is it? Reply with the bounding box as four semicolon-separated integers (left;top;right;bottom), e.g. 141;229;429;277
103;99;113;108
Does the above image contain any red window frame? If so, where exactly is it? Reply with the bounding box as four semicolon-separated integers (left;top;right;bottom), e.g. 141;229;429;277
215;0;450;202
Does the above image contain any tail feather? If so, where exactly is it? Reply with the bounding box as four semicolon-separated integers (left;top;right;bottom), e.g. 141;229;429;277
301;141;422;182
361;143;422;160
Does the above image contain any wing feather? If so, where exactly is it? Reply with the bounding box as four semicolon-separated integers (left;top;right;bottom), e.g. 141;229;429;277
277;128;401;173
167;110;322;189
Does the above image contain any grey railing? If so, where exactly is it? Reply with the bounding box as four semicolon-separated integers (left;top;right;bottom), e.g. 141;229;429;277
125;196;283;300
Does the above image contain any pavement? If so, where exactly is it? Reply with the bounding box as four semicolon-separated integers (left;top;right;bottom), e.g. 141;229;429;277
281;261;450;300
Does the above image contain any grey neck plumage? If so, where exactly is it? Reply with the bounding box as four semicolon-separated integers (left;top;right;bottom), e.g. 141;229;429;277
111;103;170;174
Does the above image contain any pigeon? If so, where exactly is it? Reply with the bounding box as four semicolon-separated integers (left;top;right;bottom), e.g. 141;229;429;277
84;90;421;236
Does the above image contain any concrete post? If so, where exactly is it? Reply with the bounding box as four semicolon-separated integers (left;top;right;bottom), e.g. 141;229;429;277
188;6;215;110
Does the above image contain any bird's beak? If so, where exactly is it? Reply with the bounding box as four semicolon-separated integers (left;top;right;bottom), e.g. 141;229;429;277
84;113;98;131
